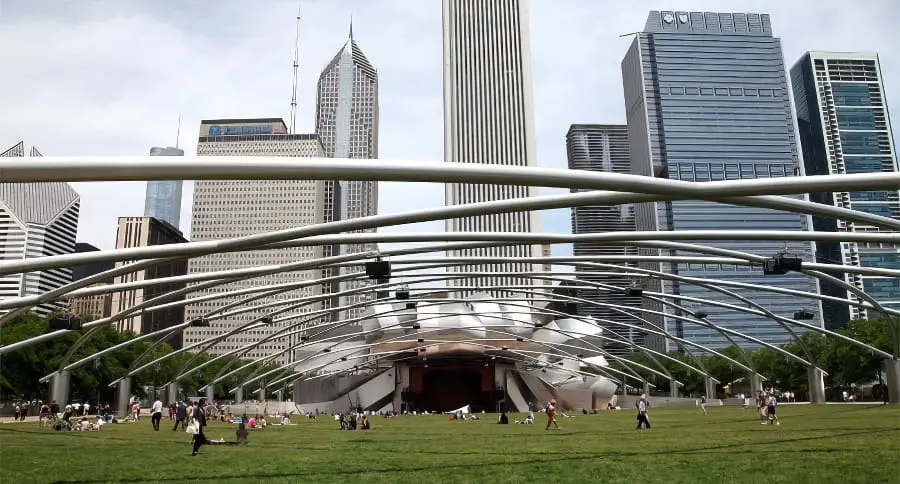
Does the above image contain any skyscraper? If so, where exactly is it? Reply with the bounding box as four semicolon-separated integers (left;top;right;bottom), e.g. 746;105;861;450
791;51;899;329
622;11;822;352
109;216;188;348
144;146;185;229
566;124;643;354
442;0;543;295
0;142;80;318
183;119;326;363
315;25;379;323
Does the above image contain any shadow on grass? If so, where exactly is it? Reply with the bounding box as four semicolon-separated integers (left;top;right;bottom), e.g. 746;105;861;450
46;427;900;484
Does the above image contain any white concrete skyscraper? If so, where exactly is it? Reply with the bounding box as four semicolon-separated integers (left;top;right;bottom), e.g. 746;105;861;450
0;142;80;318
315;25;379;323
442;0;543;295
182;119;326;363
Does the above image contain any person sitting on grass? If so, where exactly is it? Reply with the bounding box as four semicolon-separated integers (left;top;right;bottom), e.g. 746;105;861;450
237;422;249;443
515;412;534;425
209;422;250;446
360;416;370;430
498;412;509;425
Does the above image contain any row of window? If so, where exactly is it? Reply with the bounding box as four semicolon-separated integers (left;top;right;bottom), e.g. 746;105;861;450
668;161;795;181
843;156;894;174
661;86;781;97
863;278;900;301
859;253;900;270
835;108;883;130
838;131;892;155
831;83;876;107
851;203;897;218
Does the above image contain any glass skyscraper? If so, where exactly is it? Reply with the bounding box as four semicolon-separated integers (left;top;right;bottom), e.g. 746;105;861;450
791;51;899;329
144;146;184;230
314;25;379;324
622;11;822;352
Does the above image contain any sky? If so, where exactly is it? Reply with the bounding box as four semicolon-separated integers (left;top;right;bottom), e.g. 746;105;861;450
0;0;897;259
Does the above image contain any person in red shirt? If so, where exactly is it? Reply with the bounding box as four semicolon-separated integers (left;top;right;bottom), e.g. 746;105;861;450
545;399;560;431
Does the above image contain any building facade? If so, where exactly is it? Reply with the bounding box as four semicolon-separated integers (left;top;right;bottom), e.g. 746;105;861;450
622;11;822;352
183;119;326;363
71;243;115;282
68;243;115;320
791;51;899;329
566;124;644;354
69;289;111;321
144;146;185;229
109;217;188;347
315;27;379;323
0;142;80;318
442;0;543;295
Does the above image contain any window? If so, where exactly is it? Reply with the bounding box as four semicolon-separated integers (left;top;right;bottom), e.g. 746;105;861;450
862;278;900;301
844;156;889;173
860;253;900;270
836;108;876;129
840;132;884;155
850;191;891;202
832;83;871;106
852;203;893;218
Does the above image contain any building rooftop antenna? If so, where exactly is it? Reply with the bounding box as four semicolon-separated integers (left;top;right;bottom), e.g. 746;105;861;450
175;114;182;149
289;3;301;135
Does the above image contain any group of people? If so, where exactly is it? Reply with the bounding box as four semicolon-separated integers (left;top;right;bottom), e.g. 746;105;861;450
336;412;370;430
12;400;107;423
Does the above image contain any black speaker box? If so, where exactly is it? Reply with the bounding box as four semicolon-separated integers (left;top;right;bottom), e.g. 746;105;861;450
365;260;391;279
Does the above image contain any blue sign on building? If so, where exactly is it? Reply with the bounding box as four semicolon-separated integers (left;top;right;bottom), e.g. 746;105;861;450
207;125;273;136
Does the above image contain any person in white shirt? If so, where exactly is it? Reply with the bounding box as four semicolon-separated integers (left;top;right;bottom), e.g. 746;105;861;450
636;394;651;430
83;402;91;416
151;399;163;431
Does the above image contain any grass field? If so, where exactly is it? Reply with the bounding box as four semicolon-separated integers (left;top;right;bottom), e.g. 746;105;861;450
1;404;898;484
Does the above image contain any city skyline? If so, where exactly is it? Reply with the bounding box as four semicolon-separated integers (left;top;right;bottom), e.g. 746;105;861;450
0;0;897;262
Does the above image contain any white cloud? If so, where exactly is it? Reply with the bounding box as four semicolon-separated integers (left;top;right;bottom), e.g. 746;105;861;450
0;0;896;258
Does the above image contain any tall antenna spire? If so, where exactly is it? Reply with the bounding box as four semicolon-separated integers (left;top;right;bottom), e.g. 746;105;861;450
349;15;353;40
289;3;301;135
175;114;182;149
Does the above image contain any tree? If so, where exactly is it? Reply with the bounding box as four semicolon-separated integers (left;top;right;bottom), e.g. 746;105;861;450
0;312;286;402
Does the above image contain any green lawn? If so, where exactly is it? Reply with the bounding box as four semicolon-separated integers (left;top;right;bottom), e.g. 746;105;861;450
1;405;898;484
